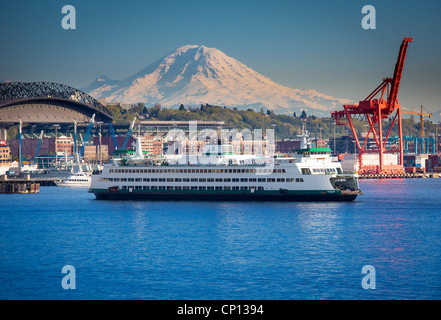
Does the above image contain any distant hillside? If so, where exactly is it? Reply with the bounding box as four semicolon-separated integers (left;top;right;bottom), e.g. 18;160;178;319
105;103;435;141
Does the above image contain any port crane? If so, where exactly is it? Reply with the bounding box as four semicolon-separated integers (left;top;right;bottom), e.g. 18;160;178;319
402;105;432;137
332;37;413;174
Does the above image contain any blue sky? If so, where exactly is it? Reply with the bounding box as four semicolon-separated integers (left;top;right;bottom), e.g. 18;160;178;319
1;0;441;115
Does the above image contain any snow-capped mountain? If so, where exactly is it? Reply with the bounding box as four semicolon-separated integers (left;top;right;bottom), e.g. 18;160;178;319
84;45;351;115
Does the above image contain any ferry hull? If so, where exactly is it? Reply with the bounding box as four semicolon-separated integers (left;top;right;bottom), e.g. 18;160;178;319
90;189;359;202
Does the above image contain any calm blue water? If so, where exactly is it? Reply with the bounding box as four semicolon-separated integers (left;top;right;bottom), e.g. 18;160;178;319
1;179;441;300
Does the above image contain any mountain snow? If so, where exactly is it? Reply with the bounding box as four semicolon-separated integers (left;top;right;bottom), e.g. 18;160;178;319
84;45;352;116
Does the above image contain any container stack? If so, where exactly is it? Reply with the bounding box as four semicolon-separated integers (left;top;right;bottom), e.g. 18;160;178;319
426;155;441;173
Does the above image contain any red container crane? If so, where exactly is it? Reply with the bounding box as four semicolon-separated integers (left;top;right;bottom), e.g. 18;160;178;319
331;37;413;174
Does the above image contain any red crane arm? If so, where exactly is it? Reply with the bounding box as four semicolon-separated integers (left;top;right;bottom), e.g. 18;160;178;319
387;37;413;114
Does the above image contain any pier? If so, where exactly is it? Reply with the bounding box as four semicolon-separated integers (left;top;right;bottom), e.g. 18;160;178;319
359;172;439;179
0;178;40;193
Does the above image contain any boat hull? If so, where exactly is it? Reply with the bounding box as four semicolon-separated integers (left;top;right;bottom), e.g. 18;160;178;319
90;189;359;201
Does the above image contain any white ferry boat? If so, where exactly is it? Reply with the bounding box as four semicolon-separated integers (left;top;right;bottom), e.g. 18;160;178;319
56;172;91;187
89;135;362;201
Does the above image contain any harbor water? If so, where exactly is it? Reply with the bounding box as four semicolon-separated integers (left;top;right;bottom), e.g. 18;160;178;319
0;179;440;299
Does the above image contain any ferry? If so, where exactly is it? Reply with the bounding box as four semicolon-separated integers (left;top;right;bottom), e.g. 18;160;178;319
88;134;362;201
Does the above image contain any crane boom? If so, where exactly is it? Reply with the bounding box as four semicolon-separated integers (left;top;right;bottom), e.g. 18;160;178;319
121;117;136;150
109;121;119;150
33;130;44;165
387;37;413;114
80;114;95;157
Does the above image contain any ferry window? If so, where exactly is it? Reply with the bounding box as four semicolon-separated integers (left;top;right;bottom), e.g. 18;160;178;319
229;169;233;173
277;178;285;182
114;178;120;182
199;187;206;190
143;186;149;190
337;168;342;174
175;178;182;182
216;178;222;182
249;178;256;182
286;178;294;182
191;178;197;182
108;178;113;182
190;186;197;190
296;178;304;182
282;169;286;173
301;168;311;175
121;178;127;182
136;169;139;173
122;186;127;190
224;178;231;182
151;186;157;190
224;186;231;190
232;178;239;182
232;186;239;190
135;178;141;182
207;178;214;182
199;178;206;182
258;178;265;182
241;178;248;182
215;186;222;190
143;178;150;182
183;186;190;190
207;186;214;190
128;178;134;182
267;178;275;182
183;178;190;182
240;187;248;190
167;186;173;190
159;178;165;182
167;178;173;182
159;186;165;190
258;187;264;190
151;178;158;182
192;169;196;173
148;169;152;173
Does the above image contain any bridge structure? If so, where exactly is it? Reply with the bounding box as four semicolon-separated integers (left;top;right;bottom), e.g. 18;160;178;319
0;82;113;138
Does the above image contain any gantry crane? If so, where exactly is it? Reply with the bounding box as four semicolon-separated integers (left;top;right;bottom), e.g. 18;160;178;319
331;37;413;174
402;105;432;137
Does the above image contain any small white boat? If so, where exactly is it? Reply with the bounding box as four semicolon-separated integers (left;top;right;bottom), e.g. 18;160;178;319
55;172;91;187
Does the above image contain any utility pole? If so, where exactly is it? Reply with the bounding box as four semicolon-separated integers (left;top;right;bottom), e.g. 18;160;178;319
18;119;22;172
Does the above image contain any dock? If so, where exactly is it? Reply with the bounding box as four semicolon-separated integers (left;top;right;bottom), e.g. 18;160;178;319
359;173;440;179
0;179;40;193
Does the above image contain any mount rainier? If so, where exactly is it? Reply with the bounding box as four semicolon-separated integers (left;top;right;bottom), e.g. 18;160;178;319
84;45;351;116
